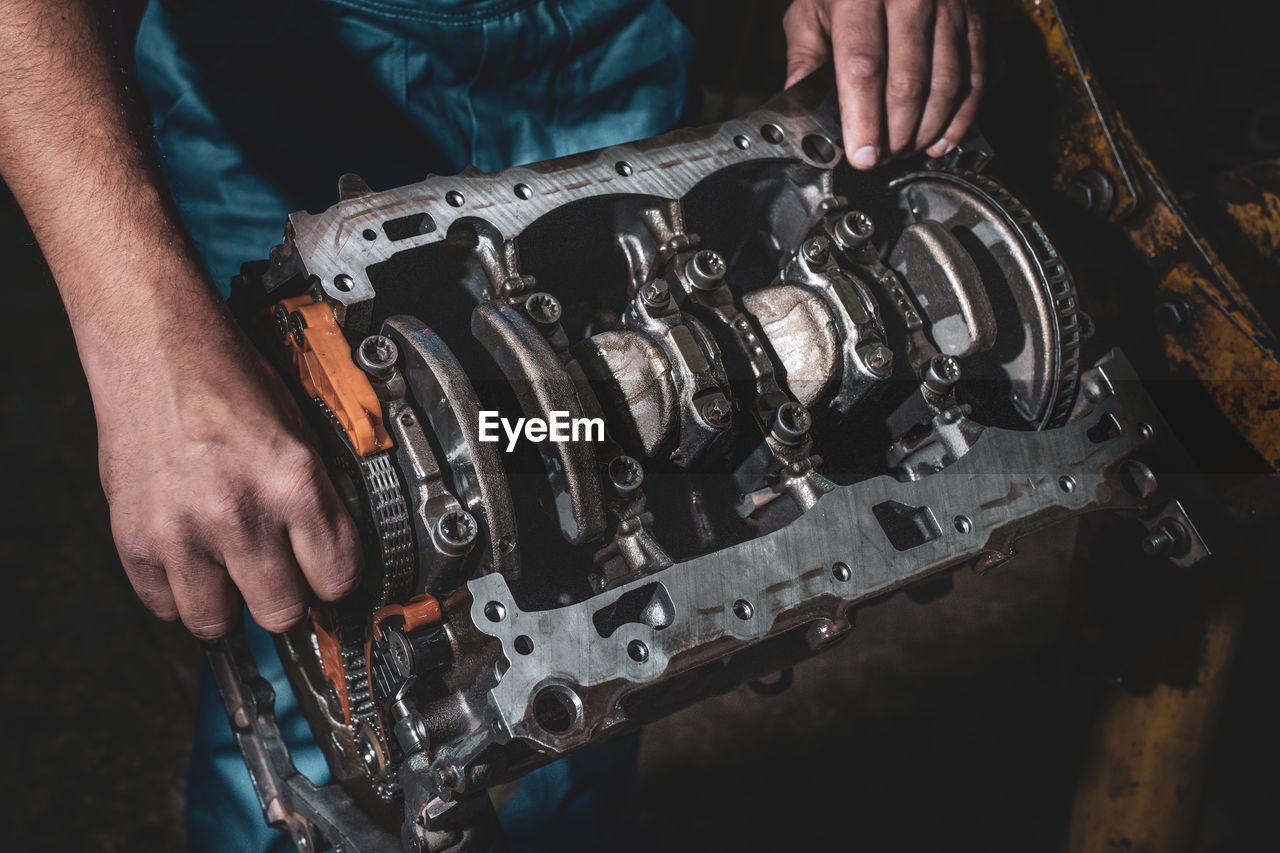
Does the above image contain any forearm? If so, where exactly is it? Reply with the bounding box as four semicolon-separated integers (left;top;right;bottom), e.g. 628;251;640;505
0;1;231;395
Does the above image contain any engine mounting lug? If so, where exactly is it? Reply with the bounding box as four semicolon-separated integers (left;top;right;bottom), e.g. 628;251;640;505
686;249;726;290
355;334;400;380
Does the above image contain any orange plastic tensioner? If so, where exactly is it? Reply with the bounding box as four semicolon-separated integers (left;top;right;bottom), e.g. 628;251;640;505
275;294;392;456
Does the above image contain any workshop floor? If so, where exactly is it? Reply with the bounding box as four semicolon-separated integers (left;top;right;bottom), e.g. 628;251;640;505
3;1;1279;850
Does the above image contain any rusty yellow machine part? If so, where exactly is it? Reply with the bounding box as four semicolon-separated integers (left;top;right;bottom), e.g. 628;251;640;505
1012;0;1280;470
998;2;1274;850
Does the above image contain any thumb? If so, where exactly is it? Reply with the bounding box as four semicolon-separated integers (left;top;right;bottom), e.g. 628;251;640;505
783;3;832;88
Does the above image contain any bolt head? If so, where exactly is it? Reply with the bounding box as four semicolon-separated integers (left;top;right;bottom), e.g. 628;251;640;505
687;250;727;290
641;280;670;309
802;236;831;267
525;292;563;327
700;394;732;428
861;343;894;376
835;211;874;248
1153;300;1189;334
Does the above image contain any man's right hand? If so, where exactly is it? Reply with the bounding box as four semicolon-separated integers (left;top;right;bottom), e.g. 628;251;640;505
97;320;362;640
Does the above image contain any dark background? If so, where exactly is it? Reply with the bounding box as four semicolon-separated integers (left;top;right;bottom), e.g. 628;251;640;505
3;0;1279;850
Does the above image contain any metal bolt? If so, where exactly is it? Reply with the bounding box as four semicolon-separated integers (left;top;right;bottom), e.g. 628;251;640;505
355;334;399;380
435;508;478;554
627;639;649;662
802;236;831;268
524;292;563;329
771;401;811;445
434;765;460;792
924;354;961;394
641;280;670;310
1141;519;1191;558
700;394;732;429
1153;298;1190;334
608;455;644;496
686;250;726;290
860;342;895;377
388;628;415;679
835;211;875;249
1066;166;1115;215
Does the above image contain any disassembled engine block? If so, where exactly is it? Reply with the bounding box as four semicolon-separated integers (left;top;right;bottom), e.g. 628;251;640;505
218;70;1207;852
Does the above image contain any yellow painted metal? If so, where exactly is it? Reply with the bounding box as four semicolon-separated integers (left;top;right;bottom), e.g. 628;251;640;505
1014;0;1280;470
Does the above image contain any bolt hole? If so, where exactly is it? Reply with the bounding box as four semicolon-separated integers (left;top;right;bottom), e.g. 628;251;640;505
362;228;377;241
954;515;972;534
615;160;633;177
1138;422;1154;441
532;687;579;734
1059;475;1077;493
514;635;534;655
333;273;354;292
733;134;751;150
802;133;837;163
733;599;754;620
761;123;785;144
446;190;465;207
832;562;851;582
514;183;532;200
1119;459;1158;499
483;601;506;623
627;639;649;662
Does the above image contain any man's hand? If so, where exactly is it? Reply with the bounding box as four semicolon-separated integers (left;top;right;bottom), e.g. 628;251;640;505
783;0;986;168
97;319;362;640
1;0;361;640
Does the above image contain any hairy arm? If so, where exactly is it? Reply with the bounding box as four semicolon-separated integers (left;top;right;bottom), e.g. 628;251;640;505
0;1;361;639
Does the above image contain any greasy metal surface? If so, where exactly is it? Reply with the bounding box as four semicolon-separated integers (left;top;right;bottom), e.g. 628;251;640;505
1019;0;1280;468
442;353;1174;769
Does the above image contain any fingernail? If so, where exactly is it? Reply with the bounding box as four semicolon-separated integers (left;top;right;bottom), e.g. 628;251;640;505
926;138;950;157
852;146;878;169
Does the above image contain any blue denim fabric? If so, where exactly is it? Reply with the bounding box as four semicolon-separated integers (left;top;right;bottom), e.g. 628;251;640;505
135;1;691;849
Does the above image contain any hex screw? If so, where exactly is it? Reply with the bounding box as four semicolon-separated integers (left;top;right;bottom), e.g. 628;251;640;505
802;236;831;268
835;211;875;249
700;394;732;429
641;280;670;310
771;401;812;445
860;342;895;377
524;292;563;329
1141;518;1191;558
1066;166;1116;215
355;334;400;380
687;250;727;290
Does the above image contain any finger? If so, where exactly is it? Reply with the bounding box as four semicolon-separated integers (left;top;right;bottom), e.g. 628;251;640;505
222;530;312;633
121;555;180;621
915;1;966;154
935;4;987;153
831;0;888;169
166;550;241;641
783;2;832;88
884;0;935;155
279;454;362;602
